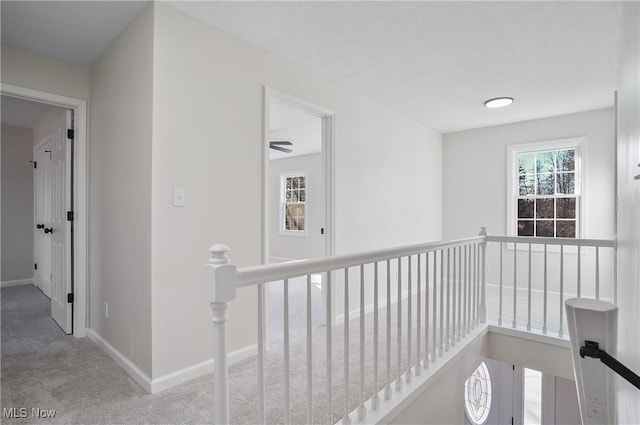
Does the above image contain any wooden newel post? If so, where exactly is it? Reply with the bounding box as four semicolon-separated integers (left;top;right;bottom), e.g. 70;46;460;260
206;244;236;425
479;227;488;323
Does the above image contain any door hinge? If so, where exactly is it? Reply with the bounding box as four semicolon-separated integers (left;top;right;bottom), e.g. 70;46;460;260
67;211;74;221
321;227;325;235
30;161;37;168
67;293;74;303
67;129;75;140
35;263;38;270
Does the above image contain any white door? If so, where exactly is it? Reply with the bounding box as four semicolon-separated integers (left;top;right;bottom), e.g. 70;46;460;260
34;140;53;298
49;110;73;334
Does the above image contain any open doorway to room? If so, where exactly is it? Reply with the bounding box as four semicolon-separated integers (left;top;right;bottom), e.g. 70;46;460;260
1;85;88;340
263;89;334;347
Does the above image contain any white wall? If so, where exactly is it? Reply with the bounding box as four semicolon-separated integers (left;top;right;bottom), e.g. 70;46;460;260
150;2;442;379
269;153;324;261
89;6;154;378
615;2;640;423
443;108;615;240
1;124;34;284
555;376;581;425
1;44;90;101
443;110;616;305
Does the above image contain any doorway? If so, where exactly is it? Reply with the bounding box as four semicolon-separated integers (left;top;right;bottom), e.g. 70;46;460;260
1;83;88;338
263;88;334;344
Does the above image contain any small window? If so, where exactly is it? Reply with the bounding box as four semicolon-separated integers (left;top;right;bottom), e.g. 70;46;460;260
509;139;582;238
281;173;306;233
464;362;492;425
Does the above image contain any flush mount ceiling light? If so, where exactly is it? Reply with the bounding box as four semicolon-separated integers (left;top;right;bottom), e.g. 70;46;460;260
484;97;514;108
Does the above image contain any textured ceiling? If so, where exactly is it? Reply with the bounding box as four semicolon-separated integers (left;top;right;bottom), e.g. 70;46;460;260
168;1;621;133
1;1;622;133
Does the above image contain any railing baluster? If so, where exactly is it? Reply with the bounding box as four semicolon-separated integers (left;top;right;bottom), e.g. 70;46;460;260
452;247;457;346
372;262;380;410
343;269;350;424
527;243;532;332
457;245;462;342
407;256;413;383
396;257;402;391
577;244;582;298
307;275;313;424
257;284;266;424
512;243;517;329
595;246;600;300
432;251;437;362
416;253;422;375
477;242;482;325
464;245;468;335
424;251;430;368
385;260;391;400
498;242;503;326
284;279;291;425
326;271;333;425
559;245;564;338
439;249;444;355
543;244;548;334
472;244;477;329
446;248;451;351
359;265;365;420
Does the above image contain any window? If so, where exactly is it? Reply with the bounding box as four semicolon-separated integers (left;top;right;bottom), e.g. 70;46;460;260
281;173;306;233
509;139;582;238
464;362;492;425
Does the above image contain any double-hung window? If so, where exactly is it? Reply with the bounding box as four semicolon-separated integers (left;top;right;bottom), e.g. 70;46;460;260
281;172;306;234
509;138;583;238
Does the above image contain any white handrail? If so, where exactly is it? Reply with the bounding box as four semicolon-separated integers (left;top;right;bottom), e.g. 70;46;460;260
236;237;485;287
487;235;615;247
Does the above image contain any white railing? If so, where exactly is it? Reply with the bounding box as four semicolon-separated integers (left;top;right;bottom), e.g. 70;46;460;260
206;228;616;424
206;232;487;424
484;235;616;338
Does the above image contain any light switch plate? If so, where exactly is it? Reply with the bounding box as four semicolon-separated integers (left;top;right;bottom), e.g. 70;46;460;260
173;187;185;207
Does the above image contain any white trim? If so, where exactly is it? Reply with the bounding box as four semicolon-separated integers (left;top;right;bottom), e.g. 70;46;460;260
87;329;152;392
1;83;88;339
506;137;586;239
150;344;258;394
1;279;35;288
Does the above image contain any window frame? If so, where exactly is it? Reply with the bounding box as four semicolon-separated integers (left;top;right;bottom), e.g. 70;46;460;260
507;137;585;240
279;170;308;237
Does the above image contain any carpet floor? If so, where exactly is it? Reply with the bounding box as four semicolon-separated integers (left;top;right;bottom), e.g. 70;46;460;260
2;284;449;425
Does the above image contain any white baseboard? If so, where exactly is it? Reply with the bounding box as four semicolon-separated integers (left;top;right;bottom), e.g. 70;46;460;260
88;328;258;394
150;343;258;394
87;329;152;393
1;279;34;288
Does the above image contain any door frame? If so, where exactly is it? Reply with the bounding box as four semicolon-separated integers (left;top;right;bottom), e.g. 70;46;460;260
262;87;335;263
262;87;336;335
2;83;88;338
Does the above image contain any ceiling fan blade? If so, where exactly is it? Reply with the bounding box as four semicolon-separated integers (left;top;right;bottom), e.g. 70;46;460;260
270;141;293;146
270;145;293;153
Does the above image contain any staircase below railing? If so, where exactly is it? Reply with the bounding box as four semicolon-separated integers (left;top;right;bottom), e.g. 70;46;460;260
205;228;616;424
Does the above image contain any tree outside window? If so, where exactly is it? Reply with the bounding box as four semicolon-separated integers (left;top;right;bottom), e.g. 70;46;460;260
516;147;578;238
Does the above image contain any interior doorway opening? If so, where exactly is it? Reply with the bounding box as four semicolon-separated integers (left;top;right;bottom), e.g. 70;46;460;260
263;88;334;347
1;84;88;338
